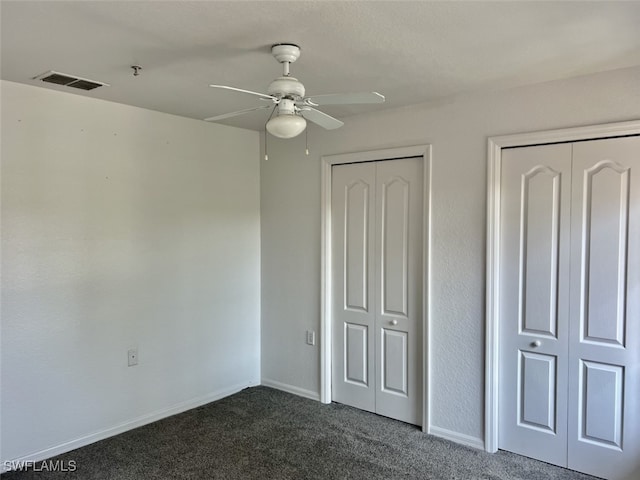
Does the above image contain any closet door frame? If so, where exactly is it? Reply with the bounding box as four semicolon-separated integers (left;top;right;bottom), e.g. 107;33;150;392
320;145;432;432
485;120;640;453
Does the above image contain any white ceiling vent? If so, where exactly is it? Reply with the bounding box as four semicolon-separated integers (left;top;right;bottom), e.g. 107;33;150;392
32;71;109;90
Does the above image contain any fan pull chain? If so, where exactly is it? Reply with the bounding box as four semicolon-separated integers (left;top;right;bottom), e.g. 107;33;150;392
264;105;278;161
305;128;309;156
264;133;268;161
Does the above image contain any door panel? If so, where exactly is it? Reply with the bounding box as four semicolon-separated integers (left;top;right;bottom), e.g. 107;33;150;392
579;360;623;449
374;158;422;425
519;351;557;432
345;180;371;312
520;167;562;338
580;161;629;346
332;157;423;426
567;136;640;480
345;323;369;386
381;328;408;396
499;143;571;466
500;136;640;480
332;162;376;413
380;176;410;317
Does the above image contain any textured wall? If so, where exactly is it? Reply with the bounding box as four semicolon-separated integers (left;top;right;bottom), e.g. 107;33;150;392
1;81;261;462
260;66;640;442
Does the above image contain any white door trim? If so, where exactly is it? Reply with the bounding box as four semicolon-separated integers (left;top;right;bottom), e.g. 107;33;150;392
321;145;432;432
485;119;640;453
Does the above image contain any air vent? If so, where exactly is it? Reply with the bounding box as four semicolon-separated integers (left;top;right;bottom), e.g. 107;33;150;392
32;71;109;91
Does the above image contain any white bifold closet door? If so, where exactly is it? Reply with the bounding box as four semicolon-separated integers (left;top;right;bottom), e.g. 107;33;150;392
331;158;423;426
499;136;640;480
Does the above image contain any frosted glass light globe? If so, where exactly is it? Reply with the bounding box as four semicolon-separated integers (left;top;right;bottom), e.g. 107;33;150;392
266;114;307;139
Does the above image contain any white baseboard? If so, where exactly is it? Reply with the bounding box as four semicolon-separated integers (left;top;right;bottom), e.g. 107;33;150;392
428;425;485;450
1;380;259;473
261;378;320;402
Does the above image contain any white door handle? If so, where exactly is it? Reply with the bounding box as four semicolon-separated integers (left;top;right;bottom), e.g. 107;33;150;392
390;319;398;326
531;340;542;348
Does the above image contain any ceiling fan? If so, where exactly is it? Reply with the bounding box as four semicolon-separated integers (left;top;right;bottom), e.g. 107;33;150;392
204;43;385;139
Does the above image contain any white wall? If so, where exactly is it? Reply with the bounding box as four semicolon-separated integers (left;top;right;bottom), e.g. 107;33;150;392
260;66;640;442
0;81;261;464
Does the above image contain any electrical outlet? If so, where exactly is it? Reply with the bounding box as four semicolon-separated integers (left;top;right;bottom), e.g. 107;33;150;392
306;330;316;346
128;348;138;367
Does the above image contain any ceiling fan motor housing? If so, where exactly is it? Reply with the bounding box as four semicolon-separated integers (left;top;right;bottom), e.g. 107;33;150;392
267;76;305;99
277;98;297;115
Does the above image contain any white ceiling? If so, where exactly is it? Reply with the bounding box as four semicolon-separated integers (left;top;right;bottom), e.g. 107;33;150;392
2;1;640;131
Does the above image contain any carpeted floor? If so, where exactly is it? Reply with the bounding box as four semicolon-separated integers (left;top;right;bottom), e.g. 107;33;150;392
2;386;597;479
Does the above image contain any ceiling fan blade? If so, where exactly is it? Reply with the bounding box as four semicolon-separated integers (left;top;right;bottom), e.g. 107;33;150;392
304;92;385;106
204;105;271;122
300;107;344;130
209;85;278;101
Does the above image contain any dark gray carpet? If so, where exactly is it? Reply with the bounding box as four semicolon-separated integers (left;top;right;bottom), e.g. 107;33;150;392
2;386;597;479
